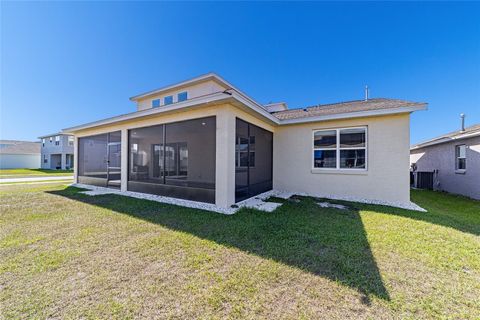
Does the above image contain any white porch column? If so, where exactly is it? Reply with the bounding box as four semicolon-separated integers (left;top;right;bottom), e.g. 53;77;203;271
61;153;67;170
120;128;128;192
215;108;236;207
73;137;78;183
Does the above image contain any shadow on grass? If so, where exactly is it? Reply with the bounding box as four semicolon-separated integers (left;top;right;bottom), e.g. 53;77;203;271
49;187;390;303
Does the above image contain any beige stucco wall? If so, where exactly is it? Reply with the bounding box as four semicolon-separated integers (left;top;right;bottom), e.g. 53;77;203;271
273;113;411;205
72;102;412;207
136;80;227;111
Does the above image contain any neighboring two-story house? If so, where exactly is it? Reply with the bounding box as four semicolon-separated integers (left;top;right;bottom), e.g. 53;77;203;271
62;73;427;210
38;133;74;170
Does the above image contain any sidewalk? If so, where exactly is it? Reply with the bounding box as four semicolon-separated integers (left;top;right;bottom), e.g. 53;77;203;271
0;176;73;183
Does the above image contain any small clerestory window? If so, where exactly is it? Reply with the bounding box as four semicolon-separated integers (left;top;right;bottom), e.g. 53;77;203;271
164;96;173;105
177;91;188;102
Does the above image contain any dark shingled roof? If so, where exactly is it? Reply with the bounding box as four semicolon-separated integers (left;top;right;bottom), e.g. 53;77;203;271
0;140;41;154
271;98;426;120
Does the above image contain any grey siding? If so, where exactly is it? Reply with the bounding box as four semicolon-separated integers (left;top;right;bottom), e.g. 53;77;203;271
410;136;480;199
40;134;74;169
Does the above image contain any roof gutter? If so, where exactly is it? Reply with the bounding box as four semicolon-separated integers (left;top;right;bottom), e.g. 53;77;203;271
411;130;480;150
38;132;73;139
63;92;232;133
63;94;427;133
278;104;427;125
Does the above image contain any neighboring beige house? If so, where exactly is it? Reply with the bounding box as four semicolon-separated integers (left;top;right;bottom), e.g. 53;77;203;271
410;123;480;200
0;140;41;169
63;73;427;209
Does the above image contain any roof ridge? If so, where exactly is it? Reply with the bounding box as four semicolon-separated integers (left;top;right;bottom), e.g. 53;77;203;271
272;98;424;115
412;122;480;148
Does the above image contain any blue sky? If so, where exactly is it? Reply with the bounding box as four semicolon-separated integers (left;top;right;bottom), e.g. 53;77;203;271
1;2;479;144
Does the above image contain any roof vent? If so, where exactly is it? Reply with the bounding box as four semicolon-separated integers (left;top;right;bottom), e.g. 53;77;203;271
460;113;466;132
263;102;288;113
364;85;369;101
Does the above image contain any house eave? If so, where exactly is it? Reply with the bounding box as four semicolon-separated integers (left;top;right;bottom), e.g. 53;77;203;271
129;73;219;101
411;130;480;150
63;93;427;134
277;104;428;125
63;92;233;133
38;132;73;139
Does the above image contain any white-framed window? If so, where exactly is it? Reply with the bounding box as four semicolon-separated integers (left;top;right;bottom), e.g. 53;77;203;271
42;138;45;147
68;136;74;146
49;137;53;143
313;127;367;170
164;96;173;105
177;91;188;102
55;135;60;146
455;144;466;171
152;99;160;108
43;154;48;163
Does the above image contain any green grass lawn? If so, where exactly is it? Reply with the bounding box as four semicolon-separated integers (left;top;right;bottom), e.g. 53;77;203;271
0;168;73;178
0;183;479;319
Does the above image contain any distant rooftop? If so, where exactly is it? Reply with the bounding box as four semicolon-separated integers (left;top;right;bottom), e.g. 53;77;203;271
271;98;427;120
412;123;480;149
38;132;73;139
0;140;41;154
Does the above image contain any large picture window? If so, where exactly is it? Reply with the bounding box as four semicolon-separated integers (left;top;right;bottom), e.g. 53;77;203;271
313;127;367;170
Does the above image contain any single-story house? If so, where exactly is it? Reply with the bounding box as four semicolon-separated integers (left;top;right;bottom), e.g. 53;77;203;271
410;121;480;200
63;73;427;210
0;140;41;169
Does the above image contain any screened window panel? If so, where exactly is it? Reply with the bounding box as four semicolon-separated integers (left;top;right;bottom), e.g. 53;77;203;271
129;124;164;182
235;119;250;201
165;117;216;189
128;117;216;194
109;131;121;143
235;119;273;202
248;124;272;196
78;134;108;178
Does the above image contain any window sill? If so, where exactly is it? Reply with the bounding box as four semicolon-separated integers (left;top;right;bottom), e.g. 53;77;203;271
455;170;466;174
311;169;368;175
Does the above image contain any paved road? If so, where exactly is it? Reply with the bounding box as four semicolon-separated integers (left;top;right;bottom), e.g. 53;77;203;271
0;176;73;183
